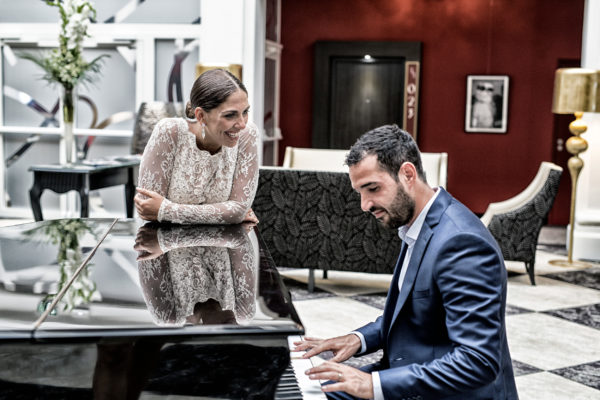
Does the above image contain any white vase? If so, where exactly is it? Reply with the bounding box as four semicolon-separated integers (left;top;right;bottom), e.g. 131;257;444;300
60;86;77;165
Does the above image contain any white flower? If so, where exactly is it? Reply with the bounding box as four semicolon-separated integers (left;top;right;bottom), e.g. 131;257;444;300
21;0;104;89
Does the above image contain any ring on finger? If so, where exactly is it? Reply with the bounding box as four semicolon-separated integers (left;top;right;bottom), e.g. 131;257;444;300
337;372;343;381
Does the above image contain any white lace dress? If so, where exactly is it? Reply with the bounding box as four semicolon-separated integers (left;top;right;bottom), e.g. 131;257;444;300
137;118;259;224
138;225;257;326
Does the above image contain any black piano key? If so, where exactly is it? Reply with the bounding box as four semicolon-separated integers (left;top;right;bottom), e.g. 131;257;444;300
275;363;303;400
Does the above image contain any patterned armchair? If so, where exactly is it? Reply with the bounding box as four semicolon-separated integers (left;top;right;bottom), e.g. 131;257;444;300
481;162;563;285
252;167;401;291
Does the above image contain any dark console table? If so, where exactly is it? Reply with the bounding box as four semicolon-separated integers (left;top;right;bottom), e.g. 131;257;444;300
28;158;140;221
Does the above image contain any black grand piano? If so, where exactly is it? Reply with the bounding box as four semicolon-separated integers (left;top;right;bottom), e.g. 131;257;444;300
0;218;321;399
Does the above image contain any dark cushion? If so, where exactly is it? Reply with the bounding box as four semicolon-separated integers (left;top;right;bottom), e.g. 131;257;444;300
131;102;183;155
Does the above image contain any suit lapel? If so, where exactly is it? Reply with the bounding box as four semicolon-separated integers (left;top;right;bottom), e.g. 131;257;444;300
387;188;453;333
382;243;407;333
388;227;432;330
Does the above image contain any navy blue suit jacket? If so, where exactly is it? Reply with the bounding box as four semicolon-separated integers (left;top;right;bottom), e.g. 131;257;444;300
356;188;518;399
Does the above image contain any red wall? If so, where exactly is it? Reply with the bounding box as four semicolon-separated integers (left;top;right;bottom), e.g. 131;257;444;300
279;0;584;217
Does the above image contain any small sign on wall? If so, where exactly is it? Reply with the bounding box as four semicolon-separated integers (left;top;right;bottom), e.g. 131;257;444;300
465;75;509;133
403;61;420;139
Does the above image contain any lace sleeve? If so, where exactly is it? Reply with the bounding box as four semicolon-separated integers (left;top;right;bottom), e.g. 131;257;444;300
159;122;259;224
157;225;248;253
137;118;179;197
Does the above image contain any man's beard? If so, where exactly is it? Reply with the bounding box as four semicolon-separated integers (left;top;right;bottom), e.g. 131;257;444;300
373;185;415;229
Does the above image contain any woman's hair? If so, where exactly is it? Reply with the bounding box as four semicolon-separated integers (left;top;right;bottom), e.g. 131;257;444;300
185;69;248;119
345;124;427;183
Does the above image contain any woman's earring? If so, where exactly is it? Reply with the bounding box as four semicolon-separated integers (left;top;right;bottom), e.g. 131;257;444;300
201;123;206;140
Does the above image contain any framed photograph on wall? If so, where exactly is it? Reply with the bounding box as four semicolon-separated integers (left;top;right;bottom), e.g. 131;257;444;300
465;75;509;133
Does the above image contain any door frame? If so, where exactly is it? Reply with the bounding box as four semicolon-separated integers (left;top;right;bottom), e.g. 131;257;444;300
312;41;421;148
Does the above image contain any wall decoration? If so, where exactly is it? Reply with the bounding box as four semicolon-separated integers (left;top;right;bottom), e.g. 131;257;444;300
465;75;509;133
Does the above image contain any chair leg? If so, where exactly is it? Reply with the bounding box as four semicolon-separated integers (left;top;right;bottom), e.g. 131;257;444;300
525;262;536;285
308;269;315;293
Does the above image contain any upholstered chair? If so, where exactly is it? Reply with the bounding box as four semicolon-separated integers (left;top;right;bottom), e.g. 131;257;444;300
282;146;349;172
282;146;449;188
481;162;563;285
131;102;183;155
420;152;448;188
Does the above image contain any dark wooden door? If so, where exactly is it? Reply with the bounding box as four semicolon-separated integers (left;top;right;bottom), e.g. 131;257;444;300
548;58;580;226
312;41;421;149
329;58;405;149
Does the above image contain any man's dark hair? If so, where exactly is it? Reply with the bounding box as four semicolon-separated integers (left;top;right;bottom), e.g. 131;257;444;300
345;124;427;183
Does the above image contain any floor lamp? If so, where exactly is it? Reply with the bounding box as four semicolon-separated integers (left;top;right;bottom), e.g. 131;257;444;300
549;68;600;268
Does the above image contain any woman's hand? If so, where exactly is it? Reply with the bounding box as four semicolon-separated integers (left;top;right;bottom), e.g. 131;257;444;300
133;225;163;260
244;208;259;224
135;188;164;221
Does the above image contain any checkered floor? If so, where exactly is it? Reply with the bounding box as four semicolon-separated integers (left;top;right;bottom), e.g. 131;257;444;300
279;227;600;400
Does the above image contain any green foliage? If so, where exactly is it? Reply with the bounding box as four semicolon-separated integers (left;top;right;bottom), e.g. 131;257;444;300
26;219;99;312
19;0;108;90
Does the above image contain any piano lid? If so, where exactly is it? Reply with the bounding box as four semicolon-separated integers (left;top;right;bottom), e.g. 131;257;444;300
0;218;303;341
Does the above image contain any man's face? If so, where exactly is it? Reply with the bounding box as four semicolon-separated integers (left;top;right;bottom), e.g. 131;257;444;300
349;154;416;229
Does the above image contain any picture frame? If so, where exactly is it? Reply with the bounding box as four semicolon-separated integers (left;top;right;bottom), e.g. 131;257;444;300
465;75;509;133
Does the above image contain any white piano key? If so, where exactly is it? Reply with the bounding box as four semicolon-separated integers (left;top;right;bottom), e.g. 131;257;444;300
288;335;327;400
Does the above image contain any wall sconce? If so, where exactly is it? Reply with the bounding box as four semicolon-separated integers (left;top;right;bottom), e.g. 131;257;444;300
549;68;600;268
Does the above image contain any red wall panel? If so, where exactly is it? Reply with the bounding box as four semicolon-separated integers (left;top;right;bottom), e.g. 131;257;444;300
279;0;584;218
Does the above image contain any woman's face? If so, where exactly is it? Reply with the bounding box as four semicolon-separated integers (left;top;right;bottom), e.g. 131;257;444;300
198;89;250;148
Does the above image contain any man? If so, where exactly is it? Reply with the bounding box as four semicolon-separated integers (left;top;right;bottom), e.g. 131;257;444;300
294;125;517;399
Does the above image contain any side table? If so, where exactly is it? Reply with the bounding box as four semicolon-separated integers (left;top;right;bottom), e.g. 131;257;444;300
28;158;140;221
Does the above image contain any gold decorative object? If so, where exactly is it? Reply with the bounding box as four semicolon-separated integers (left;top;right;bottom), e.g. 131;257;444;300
549;68;600;268
196;63;243;80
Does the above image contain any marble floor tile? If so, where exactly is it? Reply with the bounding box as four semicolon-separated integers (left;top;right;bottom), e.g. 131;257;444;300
537;243;567;256
506;275;600;312
292;297;382;339
506;249;600;277
515;371;600;400
281;277;335;301
341;350;384;369
543;303;600;330
350;293;387;310
506;304;534;316
551;360;600;391
279;268;392;297
506;313;600;370
511;359;542;377
544;267;600;291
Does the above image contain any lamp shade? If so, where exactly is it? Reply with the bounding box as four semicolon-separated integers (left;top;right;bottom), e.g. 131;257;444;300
552;68;600;114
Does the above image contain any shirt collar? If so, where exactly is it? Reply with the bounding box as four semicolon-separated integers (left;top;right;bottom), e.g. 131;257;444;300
397;188;441;246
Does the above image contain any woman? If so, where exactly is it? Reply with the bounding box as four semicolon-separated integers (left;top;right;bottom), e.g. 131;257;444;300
134;223;256;326
135;69;259;224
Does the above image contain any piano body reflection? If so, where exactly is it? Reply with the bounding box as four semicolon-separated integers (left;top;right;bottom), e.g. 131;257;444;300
0;218;320;399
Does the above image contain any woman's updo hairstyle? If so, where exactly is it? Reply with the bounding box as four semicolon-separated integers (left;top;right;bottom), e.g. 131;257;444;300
185;68;248;119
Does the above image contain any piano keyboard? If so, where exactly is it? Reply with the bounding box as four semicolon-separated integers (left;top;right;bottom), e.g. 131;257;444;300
275;335;327;399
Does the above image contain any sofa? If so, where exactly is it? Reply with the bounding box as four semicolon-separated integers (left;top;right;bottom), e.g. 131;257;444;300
252;167;401;290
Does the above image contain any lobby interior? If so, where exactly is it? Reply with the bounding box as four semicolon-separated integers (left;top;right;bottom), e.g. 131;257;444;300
1;0;600;399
